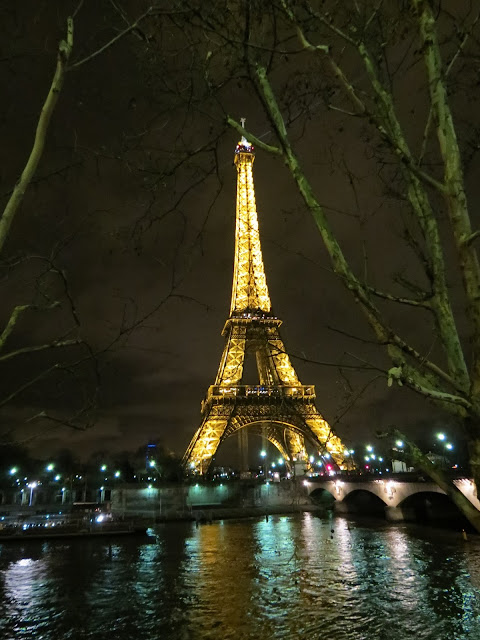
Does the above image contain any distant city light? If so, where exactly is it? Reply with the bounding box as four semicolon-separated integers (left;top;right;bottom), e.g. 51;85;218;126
366;445;373;452
437;433;446;441
100;464;107;471
46;463;55;472
54;474;61;481
114;471;121;478
446;443;453;450
9;467;18;475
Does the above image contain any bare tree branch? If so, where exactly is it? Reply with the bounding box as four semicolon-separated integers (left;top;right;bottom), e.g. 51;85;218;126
0;302;60;350
68;6;153;70
0;17;73;254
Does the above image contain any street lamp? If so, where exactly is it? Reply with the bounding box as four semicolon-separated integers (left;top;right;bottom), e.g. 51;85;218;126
27;482;37;506
146;462;162;518
46;463;55;472
395;440;404;448
437;433;446;441
9;467;18;476
260;450;267;479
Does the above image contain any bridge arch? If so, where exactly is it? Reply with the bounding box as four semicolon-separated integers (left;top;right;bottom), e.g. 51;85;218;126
224;417;326;453
219;418;330;472
397;491;468;525
341;489;388;516
309;487;336;508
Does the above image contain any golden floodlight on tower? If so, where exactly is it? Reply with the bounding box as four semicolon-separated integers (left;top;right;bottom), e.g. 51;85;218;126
183;121;350;475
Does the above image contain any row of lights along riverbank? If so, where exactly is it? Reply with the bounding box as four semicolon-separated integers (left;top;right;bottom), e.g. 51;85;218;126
4;431;460;494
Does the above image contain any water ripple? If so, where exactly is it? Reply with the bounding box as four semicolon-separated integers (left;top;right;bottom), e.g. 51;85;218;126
1;515;480;639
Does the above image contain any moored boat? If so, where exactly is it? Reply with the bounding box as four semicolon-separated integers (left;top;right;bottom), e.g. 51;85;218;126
0;508;150;542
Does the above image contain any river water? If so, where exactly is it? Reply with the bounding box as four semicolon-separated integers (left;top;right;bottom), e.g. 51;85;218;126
1;513;480;640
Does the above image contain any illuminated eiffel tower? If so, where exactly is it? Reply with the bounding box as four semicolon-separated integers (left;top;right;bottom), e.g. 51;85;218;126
183;132;349;475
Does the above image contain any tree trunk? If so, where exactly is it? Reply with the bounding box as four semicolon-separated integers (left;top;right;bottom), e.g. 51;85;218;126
399;429;480;532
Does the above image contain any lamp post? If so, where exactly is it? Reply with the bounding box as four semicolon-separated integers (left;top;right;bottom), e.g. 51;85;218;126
260;450;267;481
27;481;37;506
436;433;454;467
148;460;162;518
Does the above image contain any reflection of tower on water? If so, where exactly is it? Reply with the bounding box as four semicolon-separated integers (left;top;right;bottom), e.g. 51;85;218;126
183;129;349;475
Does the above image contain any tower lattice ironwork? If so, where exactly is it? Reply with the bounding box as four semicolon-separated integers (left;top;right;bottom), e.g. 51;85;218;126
183;134;349;474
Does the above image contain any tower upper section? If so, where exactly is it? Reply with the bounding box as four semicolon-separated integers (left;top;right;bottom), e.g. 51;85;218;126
230;136;272;315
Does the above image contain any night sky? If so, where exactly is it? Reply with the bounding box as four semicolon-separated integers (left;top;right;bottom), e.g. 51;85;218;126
1;1;475;462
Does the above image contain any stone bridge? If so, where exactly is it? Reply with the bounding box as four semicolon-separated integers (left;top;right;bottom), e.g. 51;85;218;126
304;476;480;522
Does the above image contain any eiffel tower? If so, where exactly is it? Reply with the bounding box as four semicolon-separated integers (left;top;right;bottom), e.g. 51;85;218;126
183;132;349;475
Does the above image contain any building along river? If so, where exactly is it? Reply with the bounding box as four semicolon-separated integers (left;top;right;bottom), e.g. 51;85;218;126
1;513;480;640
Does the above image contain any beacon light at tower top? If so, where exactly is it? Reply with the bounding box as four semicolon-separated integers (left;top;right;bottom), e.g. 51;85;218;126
235;136;255;155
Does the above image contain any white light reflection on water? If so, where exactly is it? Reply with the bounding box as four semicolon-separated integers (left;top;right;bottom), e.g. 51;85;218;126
1;552;57;638
4;557;42;606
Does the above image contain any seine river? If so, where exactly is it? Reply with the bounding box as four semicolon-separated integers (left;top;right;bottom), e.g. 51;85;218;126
1;514;480;640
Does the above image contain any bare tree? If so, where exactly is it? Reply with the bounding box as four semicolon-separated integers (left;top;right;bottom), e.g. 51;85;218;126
0;1;166;441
